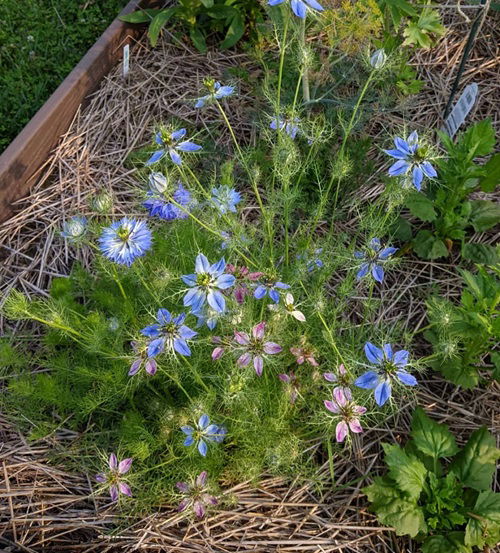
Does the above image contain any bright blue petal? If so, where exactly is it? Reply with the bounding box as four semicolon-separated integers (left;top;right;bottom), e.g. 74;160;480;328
210;258;226;276
365;342;384;364
183;435;194;446
141;324;161;337
198;439;208;457
379;247;397;260
173;338;191;356
215;86;234;98
394;137;411;155
357;263;370;279
181;425;194;435
372;264;384;283
182;273;197;286
396;370;417;386
177;141;202;152
421;161;437;178
171;128;186;141
183;287;206;310
354;371;380;389
412;165;424;190
269;289;280;303
393;349;409;367
254;285;267;299
215;274;235;289
146;150;165;166
304;0;324;9
195;253;210;273
169;149;182;165
291;0;307;17
173;313;186;325
274;282;290;289
369;238;381;251
384;148;408;160
374;380;391;406
268;0;285;4
207;290;226;313
354;251;365;259
178;325;197;340
147;337;165;357
383;344;393;360
388;159;410;176
154;132;164;146
157;308;171;324
198;414;210;429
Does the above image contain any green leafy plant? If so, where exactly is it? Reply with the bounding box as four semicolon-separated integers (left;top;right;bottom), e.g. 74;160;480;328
364;407;500;552
423;265;500;388
120;0;263;52
405;119;500;263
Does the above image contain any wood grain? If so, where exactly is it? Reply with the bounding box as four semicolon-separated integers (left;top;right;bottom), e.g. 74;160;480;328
0;0;159;223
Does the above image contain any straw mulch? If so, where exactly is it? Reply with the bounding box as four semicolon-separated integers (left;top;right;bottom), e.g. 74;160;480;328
1;5;499;552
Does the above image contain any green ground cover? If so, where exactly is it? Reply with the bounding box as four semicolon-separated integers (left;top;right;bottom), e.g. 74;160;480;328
0;0;126;153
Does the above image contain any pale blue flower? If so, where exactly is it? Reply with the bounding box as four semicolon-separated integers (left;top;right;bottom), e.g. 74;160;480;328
141;309;197;357
61;216;87;242
98;218;152;266
354;342;417;406
355;238;397;283
211;185;242;214
182;254;236;313
146;128;202;166
384;131;437;190
181;414;227;457
270;115;300;138
268;0;324;18
195;81;234;108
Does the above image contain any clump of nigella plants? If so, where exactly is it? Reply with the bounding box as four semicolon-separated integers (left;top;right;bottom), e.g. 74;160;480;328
5;0;493;531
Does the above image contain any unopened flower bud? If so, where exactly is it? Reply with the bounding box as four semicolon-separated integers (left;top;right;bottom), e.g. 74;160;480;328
148;172;168;194
370;49;387;69
61;216;87;241
91;192;113;213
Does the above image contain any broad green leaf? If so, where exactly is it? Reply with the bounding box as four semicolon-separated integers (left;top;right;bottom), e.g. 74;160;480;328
392;216;413;241
376;0;416;26
119;9;161;23
206;5;237;19
461;119;496;158
402;9;445;49
200;0;214;7
450;427;500;491
364;476;427;537
469;200;500;232
413;230;449;260
439;359;479;389
148;9;175;47
478;153;500;192
220;12;245;49
465;490;500;548
422;532;472;553
190;26;207;53
410;407;458;460
383;443;427;499
405;191;437;222
462;243;499;265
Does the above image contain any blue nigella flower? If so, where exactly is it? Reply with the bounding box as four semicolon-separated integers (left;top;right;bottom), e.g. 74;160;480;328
141;309;197;357
297;248;324;273
354;238;397;283
182;254;236;313
354;342;417;406
181;414;227;457
192;305;224;330
268;0;324;18
211;185;242;214
99;218;152;267
270;115;300;139
254;277;290;303
195;81;234;108
384;131;437;191
61;216;87;242
143;173;192;220
146;128;202;166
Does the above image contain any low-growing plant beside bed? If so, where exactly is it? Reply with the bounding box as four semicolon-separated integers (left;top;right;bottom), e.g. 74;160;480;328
1;0;498;547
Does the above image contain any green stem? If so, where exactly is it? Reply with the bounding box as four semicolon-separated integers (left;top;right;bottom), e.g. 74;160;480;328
181;355;210;393
300;18;310;103
111;266;128;302
327;438;335;483
276;11;290;113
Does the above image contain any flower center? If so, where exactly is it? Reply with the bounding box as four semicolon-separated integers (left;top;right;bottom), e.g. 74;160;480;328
117;226;131;241
197;273;212;287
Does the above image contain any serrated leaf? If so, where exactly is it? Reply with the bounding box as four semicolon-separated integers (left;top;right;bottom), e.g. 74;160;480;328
465;491;500;548
364;476;427;537
410;407;459;460
438;359;479;389
462;243;499;265
422;532;472;553
413;230;449;259
450;427;500;491
469;200;500;232
479;153;500;192
405;191;437;222
402;9;445;49
383;443;427;499
461;119;496;158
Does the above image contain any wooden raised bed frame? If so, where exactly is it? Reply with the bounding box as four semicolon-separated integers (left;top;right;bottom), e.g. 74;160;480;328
0;0;160;223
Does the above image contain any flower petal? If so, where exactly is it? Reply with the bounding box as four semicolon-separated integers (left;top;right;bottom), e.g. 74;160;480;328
254;285;267;299
323;372;338;382
128;359;142;376
234;331;250;345
378;247;397;260
374;380;391;406
333;387;347;407
388;159;410;176
177;141;202;152
237;352;252;367
349;419;363;434
118;482;132;497
252;321;266;340
212;347;224;360
336;421;348;442
364;342;384;364
145;358;157;375
207;290;226;313
393;349;409;367
421;161;437;178
354;370;379;389
383;344;393;360
396;369;417;386
214;274;235;290
110;485;119;502
254;355;264;376
324;399;340;413
291;0;307;18
109;453;118;471
198;439;208;457
412;165;424;190
263;342;282;354
157;308;171;324
356;263;370;279
173;338;191;356
182;273;197;286
372;264;384;283
118;458;133;474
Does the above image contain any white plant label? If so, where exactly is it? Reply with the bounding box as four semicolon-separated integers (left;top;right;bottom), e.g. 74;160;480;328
442;83;479;137
123;44;130;78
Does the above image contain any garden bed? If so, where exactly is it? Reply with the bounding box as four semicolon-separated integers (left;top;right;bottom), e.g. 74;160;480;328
0;3;499;552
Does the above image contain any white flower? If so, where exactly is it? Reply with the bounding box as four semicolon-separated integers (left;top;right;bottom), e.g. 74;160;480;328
284;293;306;322
370;49;387;70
